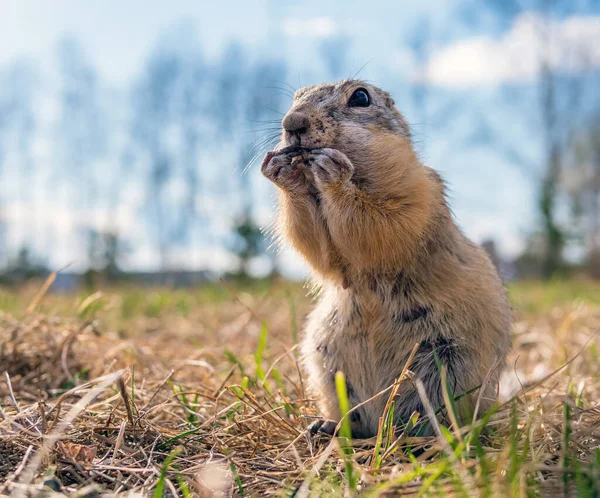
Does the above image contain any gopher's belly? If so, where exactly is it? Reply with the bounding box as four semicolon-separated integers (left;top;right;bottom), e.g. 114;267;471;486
301;280;508;438
315;328;393;437
301;292;422;437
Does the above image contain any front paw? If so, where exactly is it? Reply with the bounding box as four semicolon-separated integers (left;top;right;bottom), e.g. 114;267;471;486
308;418;338;436
309;148;355;189
261;149;311;193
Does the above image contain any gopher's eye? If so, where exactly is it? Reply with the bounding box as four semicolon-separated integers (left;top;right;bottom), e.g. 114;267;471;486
348;88;370;107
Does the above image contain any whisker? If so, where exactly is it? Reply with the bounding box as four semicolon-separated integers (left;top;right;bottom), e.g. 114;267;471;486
246;126;281;133
244;136;280;173
239;127;282;134
249;119;282;125
275;80;297;93
264;86;294;98
250;136;280;152
248;140;276;156
247;132;281;154
351;59;375;81
262;106;286;116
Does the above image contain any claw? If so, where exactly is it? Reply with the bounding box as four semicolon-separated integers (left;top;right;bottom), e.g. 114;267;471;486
308;419;338;436
261;150;279;174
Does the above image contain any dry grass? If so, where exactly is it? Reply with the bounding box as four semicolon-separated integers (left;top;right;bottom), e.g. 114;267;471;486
1;279;600;496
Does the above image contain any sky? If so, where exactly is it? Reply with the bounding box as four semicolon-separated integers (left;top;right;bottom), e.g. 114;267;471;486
0;1;445;85
1;0;599;276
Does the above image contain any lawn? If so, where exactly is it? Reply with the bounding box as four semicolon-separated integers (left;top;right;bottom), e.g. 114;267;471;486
1;278;599;496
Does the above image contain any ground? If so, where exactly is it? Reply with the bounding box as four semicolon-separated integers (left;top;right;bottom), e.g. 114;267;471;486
0;278;599;496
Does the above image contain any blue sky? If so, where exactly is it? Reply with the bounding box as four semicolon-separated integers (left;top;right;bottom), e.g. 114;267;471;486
0;1;454;85
1;1;599;275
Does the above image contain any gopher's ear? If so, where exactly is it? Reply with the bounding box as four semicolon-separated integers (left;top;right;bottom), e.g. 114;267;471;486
383;93;395;108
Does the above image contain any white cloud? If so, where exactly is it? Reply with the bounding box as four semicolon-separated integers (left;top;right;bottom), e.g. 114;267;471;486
420;13;600;87
281;17;337;39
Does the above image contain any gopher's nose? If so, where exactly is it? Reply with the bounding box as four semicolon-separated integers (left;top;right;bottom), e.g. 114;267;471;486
282;111;309;135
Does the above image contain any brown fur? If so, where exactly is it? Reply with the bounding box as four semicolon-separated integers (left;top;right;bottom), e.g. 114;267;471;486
261;80;511;437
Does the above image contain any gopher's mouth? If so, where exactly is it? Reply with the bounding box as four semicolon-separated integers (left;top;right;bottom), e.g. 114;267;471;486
272;145;314;169
277;145;314;155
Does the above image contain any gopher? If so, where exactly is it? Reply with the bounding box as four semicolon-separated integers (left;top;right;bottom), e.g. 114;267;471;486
261;80;511;437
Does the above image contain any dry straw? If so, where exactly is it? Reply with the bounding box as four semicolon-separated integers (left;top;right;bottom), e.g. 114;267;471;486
0;282;599;496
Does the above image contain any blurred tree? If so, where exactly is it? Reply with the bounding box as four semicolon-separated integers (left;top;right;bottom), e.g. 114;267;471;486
481;239;501;271
240;60;288;210
57;38;107;270
462;0;595;278
0;221;6;269
230;216;265;278
131;37;214;275
237;60;287;277
214;44;245;137
85;228;125;286
0;73;12;267
57;38;107;203
0;62;40;268
0;246;49;285
563;115;600;276
7;63;38;253
211;44;288;278
132;49;181;273
175;58;205;247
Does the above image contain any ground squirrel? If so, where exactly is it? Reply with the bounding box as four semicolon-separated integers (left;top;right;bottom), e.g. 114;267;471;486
261;80;511;437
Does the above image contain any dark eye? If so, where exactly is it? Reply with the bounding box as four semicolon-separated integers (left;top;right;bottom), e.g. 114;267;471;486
348;88;370;107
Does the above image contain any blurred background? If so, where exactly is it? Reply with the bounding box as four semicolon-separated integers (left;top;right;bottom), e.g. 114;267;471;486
0;0;599;289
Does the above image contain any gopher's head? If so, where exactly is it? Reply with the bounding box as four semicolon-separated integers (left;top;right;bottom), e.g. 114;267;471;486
280;80;411;167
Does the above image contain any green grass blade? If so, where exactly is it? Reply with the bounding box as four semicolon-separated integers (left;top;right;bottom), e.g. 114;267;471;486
224;349;247;378
254;320;271;393
177;473;192;498
286;287;298;344
335;371;358;491
154;447;182;498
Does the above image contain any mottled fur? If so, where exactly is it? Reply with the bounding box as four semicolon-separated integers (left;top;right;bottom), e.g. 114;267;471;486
261;80;511;437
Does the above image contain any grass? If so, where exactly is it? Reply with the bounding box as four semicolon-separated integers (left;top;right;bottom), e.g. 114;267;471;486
0;278;600;496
